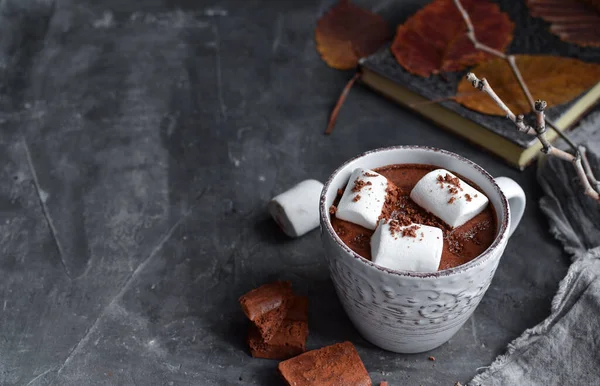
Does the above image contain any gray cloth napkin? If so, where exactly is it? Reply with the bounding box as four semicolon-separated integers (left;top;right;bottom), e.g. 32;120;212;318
470;111;600;386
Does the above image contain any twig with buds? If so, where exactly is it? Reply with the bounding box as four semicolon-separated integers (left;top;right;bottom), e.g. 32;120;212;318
454;0;600;202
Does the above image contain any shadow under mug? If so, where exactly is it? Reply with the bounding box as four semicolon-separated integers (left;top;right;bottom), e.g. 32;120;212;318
319;146;525;353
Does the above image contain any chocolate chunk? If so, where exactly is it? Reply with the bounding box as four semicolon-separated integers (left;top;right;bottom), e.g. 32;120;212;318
255;306;290;342
286;295;308;322
239;281;293;320
278;341;371;386
239;281;293;341
248;320;308;360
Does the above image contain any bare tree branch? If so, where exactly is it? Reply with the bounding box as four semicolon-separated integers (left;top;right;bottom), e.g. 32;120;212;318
464;73;599;201
452;0;582;153
580;146;600;192
455;0;599;202
465;73;535;134
507;56;535;109
574;156;600;201
452;0;507;58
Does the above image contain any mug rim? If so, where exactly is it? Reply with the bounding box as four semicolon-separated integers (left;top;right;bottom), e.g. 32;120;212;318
319;145;510;278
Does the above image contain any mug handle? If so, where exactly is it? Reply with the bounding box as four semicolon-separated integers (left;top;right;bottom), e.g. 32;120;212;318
494;177;526;238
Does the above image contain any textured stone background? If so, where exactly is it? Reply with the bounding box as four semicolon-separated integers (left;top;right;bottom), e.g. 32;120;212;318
0;0;575;385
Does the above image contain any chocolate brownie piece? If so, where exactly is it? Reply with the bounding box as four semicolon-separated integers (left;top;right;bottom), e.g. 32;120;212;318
247;294;309;359
248;319;308;360
278;341;372;386
286;295;308;322
239;281;293;341
239;281;293;320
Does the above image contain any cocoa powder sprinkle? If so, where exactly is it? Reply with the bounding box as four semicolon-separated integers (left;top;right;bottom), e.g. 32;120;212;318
401;224;420;238
378;183;400;223
465;194;472;202
443;173;461;189
388;220;402;236
363;171;378;177
352;194;361;202
448;197;456;204
352;179;371;193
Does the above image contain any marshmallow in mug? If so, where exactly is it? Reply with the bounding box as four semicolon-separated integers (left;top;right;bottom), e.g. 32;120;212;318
268;179;324;238
410;169;489;228
335;168;390;230
371;221;443;272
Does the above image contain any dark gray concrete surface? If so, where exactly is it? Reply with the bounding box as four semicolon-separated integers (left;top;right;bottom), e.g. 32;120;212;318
0;0;572;385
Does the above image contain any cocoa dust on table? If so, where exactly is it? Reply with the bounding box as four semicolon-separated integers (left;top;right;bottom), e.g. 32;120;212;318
330;164;497;270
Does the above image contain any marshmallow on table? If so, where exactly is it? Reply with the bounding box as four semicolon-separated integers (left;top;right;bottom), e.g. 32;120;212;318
410;169;489;228
371;221;443;272
336;168;390;230
268;179;324;238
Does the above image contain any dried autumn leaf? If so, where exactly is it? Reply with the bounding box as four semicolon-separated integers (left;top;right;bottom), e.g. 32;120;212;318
527;0;600;47
392;0;514;77
582;0;600;12
315;0;391;70
456;55;600;116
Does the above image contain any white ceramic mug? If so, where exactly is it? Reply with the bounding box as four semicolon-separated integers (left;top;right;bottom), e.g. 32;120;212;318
319;146;525;353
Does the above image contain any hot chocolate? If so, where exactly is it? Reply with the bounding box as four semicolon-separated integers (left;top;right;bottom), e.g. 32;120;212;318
330;164;497;270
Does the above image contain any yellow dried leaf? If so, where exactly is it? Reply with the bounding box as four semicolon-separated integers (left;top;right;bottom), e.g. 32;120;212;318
456;55;600;116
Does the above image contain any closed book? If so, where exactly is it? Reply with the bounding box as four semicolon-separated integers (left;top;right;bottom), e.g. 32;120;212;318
355;0;600;170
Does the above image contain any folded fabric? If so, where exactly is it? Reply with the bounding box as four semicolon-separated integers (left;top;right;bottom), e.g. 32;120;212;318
470;249;600;386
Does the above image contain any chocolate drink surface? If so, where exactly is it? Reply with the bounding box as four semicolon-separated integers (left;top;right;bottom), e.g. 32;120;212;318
330;164;497;270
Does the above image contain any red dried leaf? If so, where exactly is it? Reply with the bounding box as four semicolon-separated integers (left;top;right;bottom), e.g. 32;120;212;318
316;0;392;70
527;0;600;47
391;0;514;77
